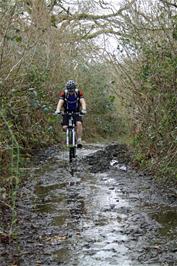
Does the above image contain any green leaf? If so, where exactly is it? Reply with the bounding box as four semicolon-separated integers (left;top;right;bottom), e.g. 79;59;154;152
47;116;57;123
109;95;115;103
15;36;22;43
51;15;57;27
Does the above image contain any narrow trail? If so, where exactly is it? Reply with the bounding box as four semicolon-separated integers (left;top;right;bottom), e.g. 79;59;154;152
1;144;177;266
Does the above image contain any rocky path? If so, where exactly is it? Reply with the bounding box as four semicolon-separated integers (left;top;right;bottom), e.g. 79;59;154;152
0;144;177;266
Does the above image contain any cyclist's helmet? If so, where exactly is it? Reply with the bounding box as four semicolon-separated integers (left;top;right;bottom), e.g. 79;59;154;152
65;80;76;92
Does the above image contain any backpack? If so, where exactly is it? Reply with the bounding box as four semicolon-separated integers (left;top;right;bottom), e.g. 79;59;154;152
63;89;81;112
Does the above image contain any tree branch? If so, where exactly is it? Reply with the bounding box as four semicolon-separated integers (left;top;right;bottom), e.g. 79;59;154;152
80;29;122;40
159;0;177;8
0;4;16;70
59;0;137;22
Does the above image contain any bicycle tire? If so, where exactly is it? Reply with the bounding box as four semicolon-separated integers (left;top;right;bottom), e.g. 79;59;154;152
68;130;73;145
69;147;75;163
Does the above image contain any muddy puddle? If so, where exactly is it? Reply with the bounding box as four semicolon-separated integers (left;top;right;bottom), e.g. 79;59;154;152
0;144;177;265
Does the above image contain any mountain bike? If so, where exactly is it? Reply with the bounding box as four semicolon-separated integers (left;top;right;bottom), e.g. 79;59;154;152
61;112;81;176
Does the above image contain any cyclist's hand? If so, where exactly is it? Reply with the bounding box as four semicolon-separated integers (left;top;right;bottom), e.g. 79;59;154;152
80;109;87;115
54;110;61;115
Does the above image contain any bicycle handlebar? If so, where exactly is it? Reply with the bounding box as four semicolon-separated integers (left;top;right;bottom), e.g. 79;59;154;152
57;111;85;117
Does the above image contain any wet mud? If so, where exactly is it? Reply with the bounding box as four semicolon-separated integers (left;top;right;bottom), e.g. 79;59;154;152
0;143;177;265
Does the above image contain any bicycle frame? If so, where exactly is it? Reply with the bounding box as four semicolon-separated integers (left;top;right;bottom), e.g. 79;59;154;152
66;114;76;147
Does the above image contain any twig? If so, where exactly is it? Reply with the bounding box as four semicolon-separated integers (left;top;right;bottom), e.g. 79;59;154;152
0;200;12;210
4;54;25;81
159;0;177;8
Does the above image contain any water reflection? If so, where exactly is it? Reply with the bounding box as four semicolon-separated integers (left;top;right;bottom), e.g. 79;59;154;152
34;169;132;265
152;208;177;238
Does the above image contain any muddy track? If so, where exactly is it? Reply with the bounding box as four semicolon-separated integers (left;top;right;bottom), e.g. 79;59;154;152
0;144;177;266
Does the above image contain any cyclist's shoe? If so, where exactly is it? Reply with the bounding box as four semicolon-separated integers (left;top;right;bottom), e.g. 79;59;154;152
77;139;83;149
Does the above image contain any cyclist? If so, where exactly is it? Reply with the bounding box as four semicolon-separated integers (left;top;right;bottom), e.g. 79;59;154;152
55;80;87;148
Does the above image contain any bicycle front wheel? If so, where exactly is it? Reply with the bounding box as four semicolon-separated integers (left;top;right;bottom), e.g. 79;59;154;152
69;147;75;163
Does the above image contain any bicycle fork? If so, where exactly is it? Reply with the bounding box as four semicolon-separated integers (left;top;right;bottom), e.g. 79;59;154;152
66;128;76;146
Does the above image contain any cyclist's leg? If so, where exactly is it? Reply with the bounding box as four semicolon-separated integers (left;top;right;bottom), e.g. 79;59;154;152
63;125;67;131
76;121;83;140
76;115;83;148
